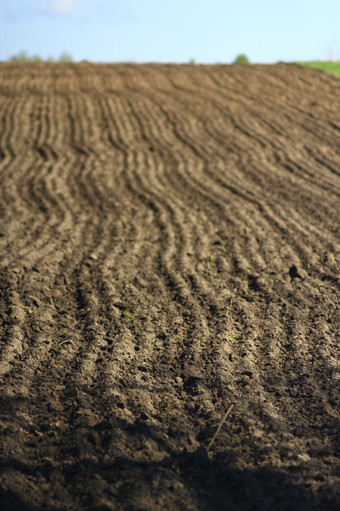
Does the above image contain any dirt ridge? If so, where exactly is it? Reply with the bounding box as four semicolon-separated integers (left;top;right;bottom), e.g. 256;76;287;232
0;62;339;511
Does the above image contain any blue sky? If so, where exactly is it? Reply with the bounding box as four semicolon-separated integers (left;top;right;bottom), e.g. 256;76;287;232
1;0;339;63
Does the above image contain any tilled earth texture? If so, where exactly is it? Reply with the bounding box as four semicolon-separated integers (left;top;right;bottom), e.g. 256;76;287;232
0;62;339;511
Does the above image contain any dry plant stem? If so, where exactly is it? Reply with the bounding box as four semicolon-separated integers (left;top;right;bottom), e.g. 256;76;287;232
11;301;33;313
207;404;234;453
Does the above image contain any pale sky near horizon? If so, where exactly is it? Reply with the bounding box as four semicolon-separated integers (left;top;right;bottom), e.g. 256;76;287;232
1;0;339;63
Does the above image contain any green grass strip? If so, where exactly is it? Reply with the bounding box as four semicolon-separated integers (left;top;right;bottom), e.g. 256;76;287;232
296;60;340;77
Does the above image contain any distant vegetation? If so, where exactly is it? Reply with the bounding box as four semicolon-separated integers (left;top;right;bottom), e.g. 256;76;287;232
9;51;73;62
188;55;250;65
297;60;340;77
8;52;339;78
233;54;250;64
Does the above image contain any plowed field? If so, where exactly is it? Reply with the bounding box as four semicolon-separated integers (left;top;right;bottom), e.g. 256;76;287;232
0;62;339;511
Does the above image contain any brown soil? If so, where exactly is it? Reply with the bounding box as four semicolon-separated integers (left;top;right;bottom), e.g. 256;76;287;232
0;62;339;511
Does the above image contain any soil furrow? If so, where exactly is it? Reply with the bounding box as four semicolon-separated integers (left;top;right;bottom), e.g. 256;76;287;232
0;62;339;511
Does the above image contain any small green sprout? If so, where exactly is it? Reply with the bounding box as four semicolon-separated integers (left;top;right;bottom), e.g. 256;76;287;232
328;254;335;264
123;311;134;323
9;237;24;249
